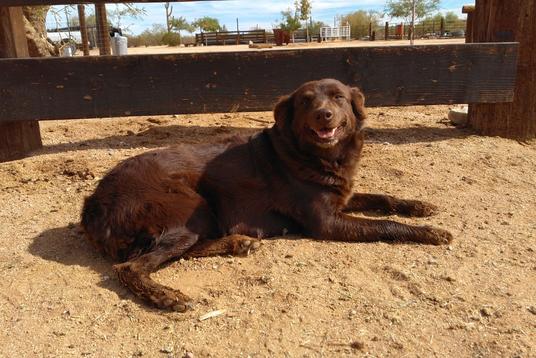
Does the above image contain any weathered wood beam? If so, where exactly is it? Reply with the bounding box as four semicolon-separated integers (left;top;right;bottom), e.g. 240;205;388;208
0;43;518;122
462;5;475;14
2;0;222;5
468;0;536;140
0;6;42;162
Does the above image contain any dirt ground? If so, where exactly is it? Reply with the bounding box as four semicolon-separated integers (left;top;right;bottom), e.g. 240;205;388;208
83;38;464;56
1;105;535;358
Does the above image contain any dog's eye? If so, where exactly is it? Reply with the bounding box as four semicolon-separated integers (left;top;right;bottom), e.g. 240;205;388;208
334;94;345;101
301;96;313;105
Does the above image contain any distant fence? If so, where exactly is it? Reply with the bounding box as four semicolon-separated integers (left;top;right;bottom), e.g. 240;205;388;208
320;25;351;41
47;25;99;48
350;19;467;40
195;30;273;46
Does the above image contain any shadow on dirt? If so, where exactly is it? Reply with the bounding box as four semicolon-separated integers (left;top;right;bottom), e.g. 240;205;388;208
34;122;473;158
37;124;262;156
28;224;135;303
364;125;474;145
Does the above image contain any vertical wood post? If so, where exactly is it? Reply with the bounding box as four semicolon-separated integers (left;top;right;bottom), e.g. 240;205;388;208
440;17;445;36
385;21;389;40
78;4;90;56
467;0;535;140
462;5;475;43
0;6;42;162
94;3;110;55
368;22;372;39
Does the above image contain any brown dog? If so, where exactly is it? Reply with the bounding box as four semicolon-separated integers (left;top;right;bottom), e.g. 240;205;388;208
81;79;452;311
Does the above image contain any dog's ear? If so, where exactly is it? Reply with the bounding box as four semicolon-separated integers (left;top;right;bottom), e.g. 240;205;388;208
273;94;294;130
350;87;366;121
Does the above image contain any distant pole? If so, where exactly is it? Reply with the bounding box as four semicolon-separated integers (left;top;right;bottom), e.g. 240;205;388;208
236;18;239;44
65;7;71;39
95;3;110;55
77;5;90;56
410;0;415;45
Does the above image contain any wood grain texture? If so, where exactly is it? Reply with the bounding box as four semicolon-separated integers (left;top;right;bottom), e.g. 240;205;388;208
94;4;110;56
0;6;42;162
468;0;535;140
77;5;89;56
0;43;518;122
0;7;29;57
0;121;42;162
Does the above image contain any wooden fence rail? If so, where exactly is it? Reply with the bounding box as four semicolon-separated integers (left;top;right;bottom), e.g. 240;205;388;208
0;43;518;122
195;30;271;46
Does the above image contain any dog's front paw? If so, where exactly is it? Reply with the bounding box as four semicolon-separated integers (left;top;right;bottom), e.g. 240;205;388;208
397;200;438;217
420;227;453;245
114;262;194;312
230;235;262;256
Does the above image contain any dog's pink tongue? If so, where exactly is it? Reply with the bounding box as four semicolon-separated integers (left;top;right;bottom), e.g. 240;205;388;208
315;128;337;139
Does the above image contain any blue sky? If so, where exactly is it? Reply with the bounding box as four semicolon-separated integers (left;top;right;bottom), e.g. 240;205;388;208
47;1;473;35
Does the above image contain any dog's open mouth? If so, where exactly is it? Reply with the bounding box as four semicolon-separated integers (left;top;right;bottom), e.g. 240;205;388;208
311;126;339;141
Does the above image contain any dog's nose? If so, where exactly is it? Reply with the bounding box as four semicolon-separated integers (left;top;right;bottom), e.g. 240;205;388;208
316;108;333;121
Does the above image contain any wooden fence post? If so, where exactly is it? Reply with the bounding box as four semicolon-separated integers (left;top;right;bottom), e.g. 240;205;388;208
467;0;536;140
385;22;389;40
0;6;42;162
95;3;110;55
462;5;475;43
78;4;90;56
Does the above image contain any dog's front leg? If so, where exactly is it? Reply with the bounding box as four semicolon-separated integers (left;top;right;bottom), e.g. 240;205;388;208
309;212;452;245
344;193;438;217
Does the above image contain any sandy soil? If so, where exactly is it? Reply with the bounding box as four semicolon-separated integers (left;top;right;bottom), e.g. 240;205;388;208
1;106;535;357
83;38;464;56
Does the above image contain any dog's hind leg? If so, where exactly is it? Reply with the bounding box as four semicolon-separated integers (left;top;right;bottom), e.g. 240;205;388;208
183;234;261;259
344;193;438;217
113;227;198;311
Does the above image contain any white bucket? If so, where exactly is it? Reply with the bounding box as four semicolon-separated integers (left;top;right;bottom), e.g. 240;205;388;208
111;34;128;56
62;46;73;57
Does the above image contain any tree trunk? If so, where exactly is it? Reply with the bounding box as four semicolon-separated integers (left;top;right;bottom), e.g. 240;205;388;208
22;6;58;57
468;0;536;140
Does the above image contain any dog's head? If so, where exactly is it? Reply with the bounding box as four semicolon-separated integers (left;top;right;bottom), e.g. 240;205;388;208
273;79;366;150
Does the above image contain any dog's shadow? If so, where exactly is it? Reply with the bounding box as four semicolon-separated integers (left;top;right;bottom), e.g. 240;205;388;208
28;224;135;302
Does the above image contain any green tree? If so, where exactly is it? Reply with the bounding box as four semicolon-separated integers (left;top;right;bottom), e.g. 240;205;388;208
192;16;222;32
296;0;312;41
341;10;381;39
307;19;326;38
277;8;301;42
386;0;440;42
385;0;440;22
169;16;194;44
127;23;167;47
423;11;458;23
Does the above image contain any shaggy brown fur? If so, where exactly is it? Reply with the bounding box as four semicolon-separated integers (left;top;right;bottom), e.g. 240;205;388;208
81;79;452;311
